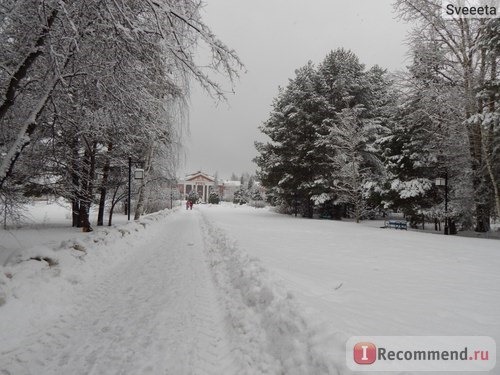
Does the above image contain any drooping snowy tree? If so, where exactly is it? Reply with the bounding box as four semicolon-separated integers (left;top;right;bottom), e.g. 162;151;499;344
0;0;243;228
394;0;498;231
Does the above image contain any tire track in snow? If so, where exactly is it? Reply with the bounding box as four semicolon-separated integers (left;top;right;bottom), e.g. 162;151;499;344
0;210;241;375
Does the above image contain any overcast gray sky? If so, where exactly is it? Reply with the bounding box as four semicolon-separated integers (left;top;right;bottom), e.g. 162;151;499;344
182;0;411;180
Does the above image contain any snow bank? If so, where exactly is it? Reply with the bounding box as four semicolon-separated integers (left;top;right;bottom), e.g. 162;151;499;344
199;212;340;374
0;209;173;351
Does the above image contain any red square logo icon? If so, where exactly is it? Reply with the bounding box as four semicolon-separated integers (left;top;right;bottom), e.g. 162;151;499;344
353;342;377;364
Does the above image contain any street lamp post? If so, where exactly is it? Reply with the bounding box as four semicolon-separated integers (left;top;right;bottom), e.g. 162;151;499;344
435;172;449;235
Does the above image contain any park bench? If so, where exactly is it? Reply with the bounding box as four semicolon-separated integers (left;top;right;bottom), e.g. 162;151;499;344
384;219;408;230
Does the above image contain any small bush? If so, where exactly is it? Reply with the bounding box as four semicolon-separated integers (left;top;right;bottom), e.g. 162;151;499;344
249;200;266;208
208;192;220;204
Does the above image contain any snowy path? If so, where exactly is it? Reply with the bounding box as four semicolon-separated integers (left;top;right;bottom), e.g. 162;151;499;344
1;210;239;375
1;208;335;374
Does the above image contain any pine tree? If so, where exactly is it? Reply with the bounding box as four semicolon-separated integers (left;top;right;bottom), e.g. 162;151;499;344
255;62;332;217
315;51;391;220
232;188;248;205
256;49;393;220
329;105;382;222
208;191;220;204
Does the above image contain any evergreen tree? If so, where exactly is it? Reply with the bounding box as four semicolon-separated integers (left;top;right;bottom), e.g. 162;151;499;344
256;49;393;220
251;189;263;201
188;190;199;204
232;188;248;205
208;191;220;204
328;105;383;222
255;61;332;217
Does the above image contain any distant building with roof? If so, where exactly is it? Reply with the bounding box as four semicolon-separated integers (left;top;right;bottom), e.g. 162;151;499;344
178;171;242;202
178;171;215;203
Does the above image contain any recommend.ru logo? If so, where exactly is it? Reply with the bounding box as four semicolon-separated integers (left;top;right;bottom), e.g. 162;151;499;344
353;342;377;365
347;336;496;372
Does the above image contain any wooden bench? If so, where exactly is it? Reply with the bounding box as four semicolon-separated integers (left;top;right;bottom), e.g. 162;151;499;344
384;219;408;230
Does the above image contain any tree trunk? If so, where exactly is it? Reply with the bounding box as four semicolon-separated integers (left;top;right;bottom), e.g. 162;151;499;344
483;50;500;218
0;9;58;122
107;185;125;226
471;47;491;232
0;74;62;189
134;142;155;220
133;179;147;221
355;191;361;223
97;186;107;227
0;44;75;189
305;199;314;219
72;199;80;228
475;202;491;232
78;140;97;232
108;189;118;227
108;203;115;227
97;143;113;226
71;136;80;227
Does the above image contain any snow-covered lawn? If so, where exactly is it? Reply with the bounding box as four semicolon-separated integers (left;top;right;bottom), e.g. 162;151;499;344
1;201;498;374
0;199;129;267
199;204;500;371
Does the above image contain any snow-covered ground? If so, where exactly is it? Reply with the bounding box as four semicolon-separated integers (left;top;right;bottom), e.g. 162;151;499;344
0;202;335;374
199;203;500;335
1;201;498;374
198;204;500;374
